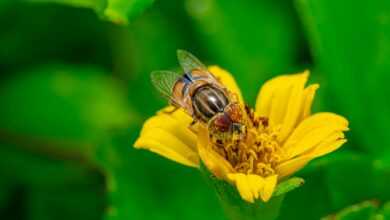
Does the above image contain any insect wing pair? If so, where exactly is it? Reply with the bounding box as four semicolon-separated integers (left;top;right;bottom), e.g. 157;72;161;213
151;50;246;145
151;50;226;115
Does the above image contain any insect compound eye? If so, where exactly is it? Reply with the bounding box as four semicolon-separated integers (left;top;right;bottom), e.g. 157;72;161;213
212;114;231;132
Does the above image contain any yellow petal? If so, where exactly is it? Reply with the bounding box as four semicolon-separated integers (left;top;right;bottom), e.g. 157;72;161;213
277;126;348;179
134;136;198;167
208;65;244;103
227;173;264;203
284;127;339;159
300;84;319;120
142;107;197;151
157;105;194;125
283;113;348;145
260;175;278;202
255;71;310;142
134;106;199;167
198;127;234;179
227;173;278;203
306;134;347;158
247;175;262;199
282;112;349;160
276;139;347;178
276;155;312;179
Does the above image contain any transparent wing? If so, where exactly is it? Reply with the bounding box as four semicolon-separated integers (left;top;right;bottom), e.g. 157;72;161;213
150;71;181;103
177;49;207;74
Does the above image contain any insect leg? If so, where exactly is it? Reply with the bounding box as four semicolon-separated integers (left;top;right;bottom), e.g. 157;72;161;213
160;106;179;114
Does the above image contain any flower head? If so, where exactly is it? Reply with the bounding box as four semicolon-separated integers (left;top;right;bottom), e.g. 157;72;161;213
134;66;348;203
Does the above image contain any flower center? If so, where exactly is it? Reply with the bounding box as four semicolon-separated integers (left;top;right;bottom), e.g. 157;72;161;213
211;106;283;177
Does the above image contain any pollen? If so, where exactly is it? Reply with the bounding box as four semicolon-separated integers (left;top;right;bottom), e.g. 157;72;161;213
211;106;284;177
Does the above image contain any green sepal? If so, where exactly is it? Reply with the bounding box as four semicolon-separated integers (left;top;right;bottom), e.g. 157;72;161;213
273;177;305;197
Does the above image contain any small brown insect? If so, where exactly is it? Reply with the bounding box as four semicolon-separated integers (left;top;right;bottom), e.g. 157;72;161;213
151;50;246;145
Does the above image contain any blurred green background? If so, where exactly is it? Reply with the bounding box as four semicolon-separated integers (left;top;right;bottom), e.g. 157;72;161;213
0;0;389;219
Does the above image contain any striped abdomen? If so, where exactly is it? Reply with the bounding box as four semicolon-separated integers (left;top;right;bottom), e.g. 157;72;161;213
192;85;229;122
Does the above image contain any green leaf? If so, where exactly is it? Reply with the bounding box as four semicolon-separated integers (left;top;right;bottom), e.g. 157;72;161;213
26;178;105;220
0;3;112;73
292;151;390;211
185;0;306;104
103;0;154;24
25;0;155;24
0;181;12;211
323;154;390;210
378;202;390;219
0;143;98;187
0;63;134;187
323;200;390;220
295;0;390;158
0;64;132;219
0;64;132;146
322;201;390;220
322;201;378;220
278;166;333;220
25;0;107;14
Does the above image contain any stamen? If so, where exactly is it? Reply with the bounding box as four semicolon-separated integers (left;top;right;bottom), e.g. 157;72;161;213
211;106;283;177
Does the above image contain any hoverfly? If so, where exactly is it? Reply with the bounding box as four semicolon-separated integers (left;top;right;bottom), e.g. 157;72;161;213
151;50;246;145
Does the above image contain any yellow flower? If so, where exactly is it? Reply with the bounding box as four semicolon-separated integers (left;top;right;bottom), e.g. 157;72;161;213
134;66;349;203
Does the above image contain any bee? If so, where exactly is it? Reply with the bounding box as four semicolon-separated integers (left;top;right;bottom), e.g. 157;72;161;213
151;50;246;145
